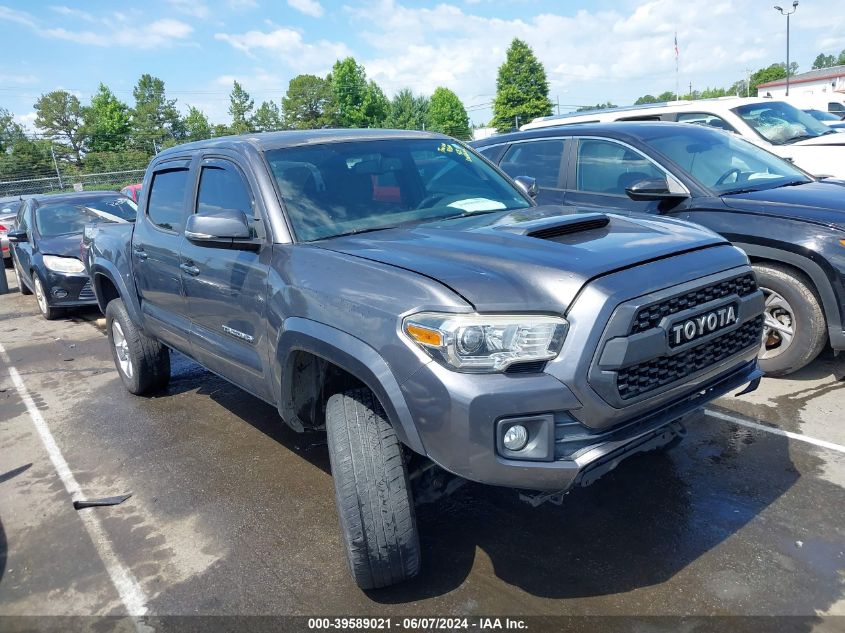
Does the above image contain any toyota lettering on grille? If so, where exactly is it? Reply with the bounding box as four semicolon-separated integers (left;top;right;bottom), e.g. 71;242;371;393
669;303;737;347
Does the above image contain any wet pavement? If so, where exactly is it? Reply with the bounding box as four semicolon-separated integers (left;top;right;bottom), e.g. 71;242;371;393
1;267;844;629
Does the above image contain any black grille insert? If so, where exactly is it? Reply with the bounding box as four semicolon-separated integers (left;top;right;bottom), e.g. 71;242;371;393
616;316;763;400
528;217;609;240
78;281;94;300
631;274;757;334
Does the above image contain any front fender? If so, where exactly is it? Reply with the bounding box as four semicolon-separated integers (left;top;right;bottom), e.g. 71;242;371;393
90;259;144;328
276;317;426;455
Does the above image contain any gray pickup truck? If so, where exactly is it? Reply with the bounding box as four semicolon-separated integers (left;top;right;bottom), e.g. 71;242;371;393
84;129;764;589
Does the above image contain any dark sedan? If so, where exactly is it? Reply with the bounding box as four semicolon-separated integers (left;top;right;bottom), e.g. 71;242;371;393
8;191;136;319
472;122;845;376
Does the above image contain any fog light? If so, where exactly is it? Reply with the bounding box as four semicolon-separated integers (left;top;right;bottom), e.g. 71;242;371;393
52;288;67;298
503;425;529;451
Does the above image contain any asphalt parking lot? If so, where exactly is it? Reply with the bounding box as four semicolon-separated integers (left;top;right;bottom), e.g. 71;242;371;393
1;267;844;630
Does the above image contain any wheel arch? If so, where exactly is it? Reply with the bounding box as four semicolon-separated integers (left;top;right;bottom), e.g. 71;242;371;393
275;317;426;455
90;261;143;326
737;242;843;350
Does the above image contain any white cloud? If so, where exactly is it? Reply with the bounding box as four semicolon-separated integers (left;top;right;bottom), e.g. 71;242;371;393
287;0;324;18
228;0;259;9
14;112;37;132
0;5;37;28
166;0;210;19
215;27;352;74
50;5;97;22
0;73;38;84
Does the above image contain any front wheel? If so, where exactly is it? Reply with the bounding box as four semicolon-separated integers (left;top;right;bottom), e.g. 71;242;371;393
753;264;827;376
326;388;421;590
105;298;170;395
32;274;61;320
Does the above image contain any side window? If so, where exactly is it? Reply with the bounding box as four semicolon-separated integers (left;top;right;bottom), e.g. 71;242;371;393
475;145;506;163
16;203;29;232
500;139;566;188
147;168;190;232
677;112;734;132
196;164;262;239
575;139;665;195
829;102;845;114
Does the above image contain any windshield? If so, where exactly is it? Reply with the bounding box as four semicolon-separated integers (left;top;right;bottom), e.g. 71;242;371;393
732;101;834;144
265;139;531;241
642;126;811;194
35;196;137;237
805;109;841;122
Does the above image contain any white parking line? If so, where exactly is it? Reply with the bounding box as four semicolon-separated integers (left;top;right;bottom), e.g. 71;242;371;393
705;408;845;454
0;342;149;617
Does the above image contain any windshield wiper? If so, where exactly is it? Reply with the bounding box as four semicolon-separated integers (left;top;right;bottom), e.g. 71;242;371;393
434;209;505;223
784;133;820;144
321;226;398;240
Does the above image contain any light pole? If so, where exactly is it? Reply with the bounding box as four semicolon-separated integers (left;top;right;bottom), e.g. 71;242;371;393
774;2;798;96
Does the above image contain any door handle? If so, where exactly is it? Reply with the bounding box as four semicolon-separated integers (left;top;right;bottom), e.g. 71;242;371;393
179;263;200;276
133;247;148;260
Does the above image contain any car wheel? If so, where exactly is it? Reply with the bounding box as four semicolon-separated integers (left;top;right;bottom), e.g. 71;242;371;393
14;260;32;295
326;388;421;590
754;264;827;376
105;298;170;395
32;274;61;320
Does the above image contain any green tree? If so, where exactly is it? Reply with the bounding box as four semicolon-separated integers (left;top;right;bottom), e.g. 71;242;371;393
33;90;87;166
183;106;211;141
282;74;334;129
361;80;389;127
252;100;283;132
575;101;617;112
427;87;471;140
0;107;26;152
812;53;836;69
0;138;55;182
131;74;183;152
634;94;658;105
491;38;553;133
85;83;130;152
228;80;254;134
750;63;788;95
839;49;845;65
385;88;429;130
656;90;677;101
329;57;369;127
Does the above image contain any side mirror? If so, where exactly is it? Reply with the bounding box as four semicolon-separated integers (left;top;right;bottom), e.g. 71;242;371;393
185;209;256;249
6;228;27;243
625;178;689;202
514;176;538;199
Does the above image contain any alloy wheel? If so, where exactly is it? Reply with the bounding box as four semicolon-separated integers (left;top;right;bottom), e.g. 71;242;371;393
112;321;133;378
760;286;795;360
33;276;48;315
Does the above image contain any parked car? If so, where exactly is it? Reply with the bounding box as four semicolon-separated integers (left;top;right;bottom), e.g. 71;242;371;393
520;97;845;179
120;183;143;202
0;195;26;266
7;191;136;319
85;129;764;589
804;109;845;130
472;121;845;375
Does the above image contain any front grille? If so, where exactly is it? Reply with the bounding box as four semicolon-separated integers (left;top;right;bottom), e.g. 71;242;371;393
78;281;94;300
616;316;763;400
631;274;757;334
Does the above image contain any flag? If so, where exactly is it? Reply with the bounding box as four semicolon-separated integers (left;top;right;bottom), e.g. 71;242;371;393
674;32;679;60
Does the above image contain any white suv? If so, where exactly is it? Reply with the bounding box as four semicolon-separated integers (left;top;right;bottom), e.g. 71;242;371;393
521;97;845;179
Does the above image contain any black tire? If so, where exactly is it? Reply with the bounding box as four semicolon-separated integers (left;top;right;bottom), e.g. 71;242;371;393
754;263;827;376
13;260;31;295
32;273;62;320
105;298;170;395
326;388;420;590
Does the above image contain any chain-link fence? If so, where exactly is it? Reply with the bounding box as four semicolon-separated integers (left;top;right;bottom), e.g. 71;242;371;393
0;169;146;197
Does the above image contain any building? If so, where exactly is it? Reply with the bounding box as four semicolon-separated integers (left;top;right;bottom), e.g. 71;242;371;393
757;65;845;114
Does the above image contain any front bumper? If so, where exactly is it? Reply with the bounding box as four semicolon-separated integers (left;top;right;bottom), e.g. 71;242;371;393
42;269;97;306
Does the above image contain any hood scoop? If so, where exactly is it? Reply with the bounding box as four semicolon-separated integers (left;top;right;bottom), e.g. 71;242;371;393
493;212;610;240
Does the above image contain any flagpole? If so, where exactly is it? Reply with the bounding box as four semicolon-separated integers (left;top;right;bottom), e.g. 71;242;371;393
674;31;679;100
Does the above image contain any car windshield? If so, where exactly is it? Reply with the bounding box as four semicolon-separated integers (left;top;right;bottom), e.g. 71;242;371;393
265;138;531;241
642;126;811;194
35;196;137;237
732;101;834;144
805;109;841;122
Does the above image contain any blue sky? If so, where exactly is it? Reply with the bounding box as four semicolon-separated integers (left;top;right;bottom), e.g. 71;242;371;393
1;0;843;129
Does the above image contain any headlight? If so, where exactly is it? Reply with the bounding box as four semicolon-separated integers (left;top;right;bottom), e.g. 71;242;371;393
403;312;568;373
43;255;85;274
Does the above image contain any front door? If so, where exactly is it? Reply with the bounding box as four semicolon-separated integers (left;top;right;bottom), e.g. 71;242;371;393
132;160;193;353
180;157;271;401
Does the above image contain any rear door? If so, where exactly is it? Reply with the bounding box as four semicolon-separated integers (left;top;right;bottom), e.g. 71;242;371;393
181;155;272;401
496;138;568;206
131;159;193;353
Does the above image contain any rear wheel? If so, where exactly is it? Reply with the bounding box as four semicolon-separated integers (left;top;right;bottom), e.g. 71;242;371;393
753;264;827;376
32;274;61;320
105;298;170;395
326;388;420;590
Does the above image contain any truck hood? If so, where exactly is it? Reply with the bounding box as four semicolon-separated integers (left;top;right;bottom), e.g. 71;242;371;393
721;180;845;229
316;206;727;313
38;233;84;258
